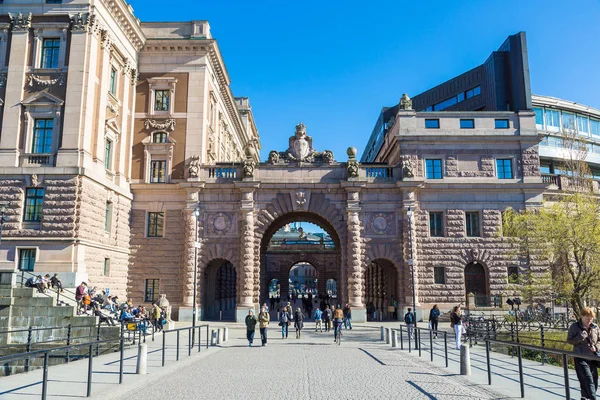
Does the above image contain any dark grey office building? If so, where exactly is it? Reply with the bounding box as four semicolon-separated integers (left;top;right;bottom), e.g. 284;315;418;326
361;32;533;162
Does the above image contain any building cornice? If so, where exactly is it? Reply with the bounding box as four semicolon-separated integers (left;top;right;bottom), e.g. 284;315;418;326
532;94;600;118
98;0;146;51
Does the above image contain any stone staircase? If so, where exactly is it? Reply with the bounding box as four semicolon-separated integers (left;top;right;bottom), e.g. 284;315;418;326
0;286;98;344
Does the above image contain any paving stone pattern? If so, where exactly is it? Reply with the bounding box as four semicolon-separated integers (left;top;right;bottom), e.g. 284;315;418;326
117;326;502;400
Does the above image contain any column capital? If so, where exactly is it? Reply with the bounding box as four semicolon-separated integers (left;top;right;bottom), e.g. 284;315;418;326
9;13;32;32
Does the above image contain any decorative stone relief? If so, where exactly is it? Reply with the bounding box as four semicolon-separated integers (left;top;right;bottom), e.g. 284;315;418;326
9;13;32;32
144;119;176;132
27;74;66;88
30;174;40;187
267;123;335;164
69;13;89;31
347;146;359;178
100;29;113;50
401;156;414;178
295;189;307;209
399;93;413;110
242;158;255;178
207;212;232;236
187;155;200;178
366;212;396;236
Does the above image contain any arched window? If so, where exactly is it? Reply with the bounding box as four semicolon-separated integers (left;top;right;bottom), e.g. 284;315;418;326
152;132;168;143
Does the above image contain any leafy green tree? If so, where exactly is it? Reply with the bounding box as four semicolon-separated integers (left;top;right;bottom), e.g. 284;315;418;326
503;193;600;317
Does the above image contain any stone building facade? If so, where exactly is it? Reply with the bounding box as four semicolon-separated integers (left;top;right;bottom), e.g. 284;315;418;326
0;2;256;300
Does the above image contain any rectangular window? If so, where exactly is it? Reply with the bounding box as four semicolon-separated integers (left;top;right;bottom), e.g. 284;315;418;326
465;212;480;237
425;119;440;129
105;201;112;232
457;92;465;102
591;119;600;136
46;0;62;3
32;119;53;154
466;86;481;99
144;279;159;302
562;112;575;130
104;139;112;170
494;119;509;129
533;107;544;127
429;212;444;237
460;119;475;129
425;159;443;179
18;249;36;271
109;67;117;95
103;258;110;276
150;160;167;183
147;212;164;237
41;38;60;69
24;188;44;222
496;158;513;179
577;115;589;133
154;90;170;112
434;266;446;284
507;266;519;283
546;109;560;128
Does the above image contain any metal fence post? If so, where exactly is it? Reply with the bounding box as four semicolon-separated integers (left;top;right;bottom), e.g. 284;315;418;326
25;326;32;372
485;340;491;385
400;325;404;350
429;329;433;361
41;352;49;400
176;330;180;361
87;344;94;397
96;322;101;357
162;331;166;367
198;326;202;352
540;325;547;365
119;336;124;384
408;326;412;353
562;353;570;400
188;328;192;356
206;326;209;349
517;345;524;398
418;329;422;357
444;331;448;368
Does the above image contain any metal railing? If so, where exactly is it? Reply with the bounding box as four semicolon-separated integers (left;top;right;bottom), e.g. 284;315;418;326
0;337;125;399
18;269;79;307
161;324;210;367
394;324;595;399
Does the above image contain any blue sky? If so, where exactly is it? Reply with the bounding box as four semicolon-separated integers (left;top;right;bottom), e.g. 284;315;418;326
130;0;600;161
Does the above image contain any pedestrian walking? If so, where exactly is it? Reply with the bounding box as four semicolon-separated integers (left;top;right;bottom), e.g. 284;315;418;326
314;307;323;332
279;307;290;339
404;308;415;339
259;306;270;346
429;304;440;338
245;309;257;347
567;307;600;400
451;305;463;350
294;307;304;339
323;304;332;332
344;303;353;330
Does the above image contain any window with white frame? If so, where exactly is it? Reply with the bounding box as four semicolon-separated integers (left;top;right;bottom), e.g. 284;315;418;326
18;248;37;271
32;119;53;154
32;26;67;70
21;92;63;164
150;160;167;183
109;67;118;96
104;139;113;170
147;77;177;115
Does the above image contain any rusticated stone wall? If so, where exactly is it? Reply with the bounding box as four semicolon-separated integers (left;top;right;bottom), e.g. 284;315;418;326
128;209;186;304
414;208;519;304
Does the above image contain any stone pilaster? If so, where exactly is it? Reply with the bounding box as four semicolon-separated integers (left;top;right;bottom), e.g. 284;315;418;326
402;189;420;316
237;189;256;317
345;188;364;309
179;189;203;321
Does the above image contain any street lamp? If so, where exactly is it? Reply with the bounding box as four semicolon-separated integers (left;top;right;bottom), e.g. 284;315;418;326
0;205;7;244
192;207;200;346
407;207;417;331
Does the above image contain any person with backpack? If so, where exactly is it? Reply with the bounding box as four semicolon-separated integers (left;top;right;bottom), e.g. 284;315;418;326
279;307;290;339
429;304;440;338
404;308;415;339
245;309;257;347
314;307;323;332
294;307;304;339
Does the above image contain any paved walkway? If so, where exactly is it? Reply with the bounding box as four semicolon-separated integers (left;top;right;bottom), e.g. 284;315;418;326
0;321;587;399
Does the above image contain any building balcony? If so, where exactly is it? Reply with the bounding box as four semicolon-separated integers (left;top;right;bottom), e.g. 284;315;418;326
21;153;55;167
542;173;600;194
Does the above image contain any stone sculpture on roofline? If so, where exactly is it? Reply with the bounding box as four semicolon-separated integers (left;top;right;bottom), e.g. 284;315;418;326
266;122;334;164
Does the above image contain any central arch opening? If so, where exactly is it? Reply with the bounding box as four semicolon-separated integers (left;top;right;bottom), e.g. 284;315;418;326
260;214;341;318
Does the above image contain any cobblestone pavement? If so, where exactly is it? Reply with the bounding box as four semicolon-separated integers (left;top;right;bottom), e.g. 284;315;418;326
115;325;504;400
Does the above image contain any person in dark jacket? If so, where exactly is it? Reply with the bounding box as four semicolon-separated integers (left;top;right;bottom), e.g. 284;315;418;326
245;309;257;347
279;307;291;339
294;308;304;339
567;307;600;400
451;305;463;350
344;304;353;330
429;304;440;338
